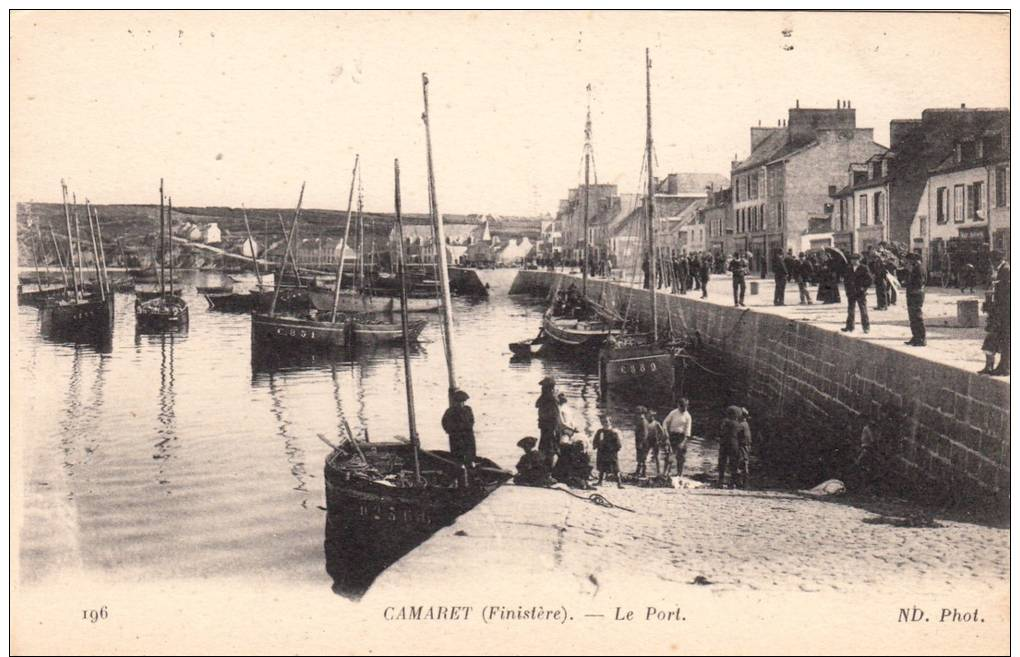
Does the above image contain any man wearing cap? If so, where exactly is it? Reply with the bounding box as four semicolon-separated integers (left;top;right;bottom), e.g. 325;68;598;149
535;377;561;467
513;436;552;486
728;251;749;307
441;389;476;465
903;252;927;347
841;253;874;334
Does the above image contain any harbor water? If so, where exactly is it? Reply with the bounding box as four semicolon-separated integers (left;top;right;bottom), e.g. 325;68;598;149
15;269;724;589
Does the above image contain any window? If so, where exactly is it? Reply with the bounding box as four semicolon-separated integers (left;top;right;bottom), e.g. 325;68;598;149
778;201;784;228
859;194;869;226
953;184;964;223
750;173;759;199
936;187;948;224
873;191;883;225
995;166;1009;207
969;181;983;219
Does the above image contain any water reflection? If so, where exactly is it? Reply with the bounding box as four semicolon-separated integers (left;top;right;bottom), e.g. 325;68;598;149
17;269;741;591
153;333;178;487
40;313;113;354
267;374;311;503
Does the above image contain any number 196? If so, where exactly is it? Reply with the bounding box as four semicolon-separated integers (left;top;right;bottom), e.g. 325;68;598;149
82;606;108;623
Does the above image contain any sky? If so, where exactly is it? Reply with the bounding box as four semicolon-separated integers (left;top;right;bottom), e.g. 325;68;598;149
10;10;1010;217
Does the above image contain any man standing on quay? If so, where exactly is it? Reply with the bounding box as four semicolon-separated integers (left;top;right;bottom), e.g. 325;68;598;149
841;253;873;334
729;251;748;307
772;249;788;306
904;252;927;347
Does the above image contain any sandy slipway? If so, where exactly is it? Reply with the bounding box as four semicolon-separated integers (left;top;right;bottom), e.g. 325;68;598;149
369;483;1007;601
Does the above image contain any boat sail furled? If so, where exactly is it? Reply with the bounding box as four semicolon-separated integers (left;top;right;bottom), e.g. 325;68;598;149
597;49;678;398
41;181;115;340
135;180;189;331
322;76;510;598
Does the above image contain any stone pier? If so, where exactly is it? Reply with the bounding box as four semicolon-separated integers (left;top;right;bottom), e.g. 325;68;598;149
510;269;1010;508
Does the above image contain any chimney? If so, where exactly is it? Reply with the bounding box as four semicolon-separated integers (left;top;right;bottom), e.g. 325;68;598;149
961;103;967;109
795;99;800;108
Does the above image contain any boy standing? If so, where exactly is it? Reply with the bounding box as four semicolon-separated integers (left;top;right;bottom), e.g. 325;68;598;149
592;416;624;488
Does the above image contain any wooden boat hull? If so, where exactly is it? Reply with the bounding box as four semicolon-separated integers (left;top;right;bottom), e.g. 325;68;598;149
598;343;676;396
323;442;508;597
251;312;350;352
540;313;612;350
350;319;427;344
135;295;189;331
205;292;258;312
40;296;115;335
18;285;68;308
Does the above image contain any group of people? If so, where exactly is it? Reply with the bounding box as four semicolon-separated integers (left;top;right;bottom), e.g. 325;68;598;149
515;378;754;490
642;251;715;298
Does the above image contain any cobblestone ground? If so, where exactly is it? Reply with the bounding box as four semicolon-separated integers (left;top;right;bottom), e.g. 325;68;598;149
587;270;1007;380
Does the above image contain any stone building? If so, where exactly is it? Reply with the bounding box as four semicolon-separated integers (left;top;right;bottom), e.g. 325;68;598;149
910;114;1010;277
731;100;886;274
832;107;1009;259
700;186;733;261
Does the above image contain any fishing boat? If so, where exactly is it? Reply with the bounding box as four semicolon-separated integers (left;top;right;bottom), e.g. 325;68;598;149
41;182;115;339
538;87;618;350
252;171;356;354
323;83;510;597
136;181;190;331
349;316;427;344
597;49;678;398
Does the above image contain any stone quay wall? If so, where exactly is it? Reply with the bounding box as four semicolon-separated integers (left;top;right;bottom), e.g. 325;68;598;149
510;270;1010;508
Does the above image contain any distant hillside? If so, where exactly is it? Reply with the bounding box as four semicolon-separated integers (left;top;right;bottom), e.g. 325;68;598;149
14;202;546;268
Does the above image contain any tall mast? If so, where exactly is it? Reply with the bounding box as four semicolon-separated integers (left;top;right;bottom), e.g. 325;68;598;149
72;194;85;294
357;173;365;292
158;179;166;296
330;154;360;322
582;83;592;295
167;196;175;297
93;206;110;295
269;183;305;317
645;48;658;341
84;199;105;301
241;208;263;288
60;181;80;300
29;214;44;294
422;72;458;400
278;213;303;287
393;158;422;481
49;223;69;291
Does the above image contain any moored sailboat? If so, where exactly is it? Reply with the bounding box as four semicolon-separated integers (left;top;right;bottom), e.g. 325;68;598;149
40;181;115;340
251;179;353;353
597;49;679;398
322;78;510;597
135;181;189;331
539;85;618;350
